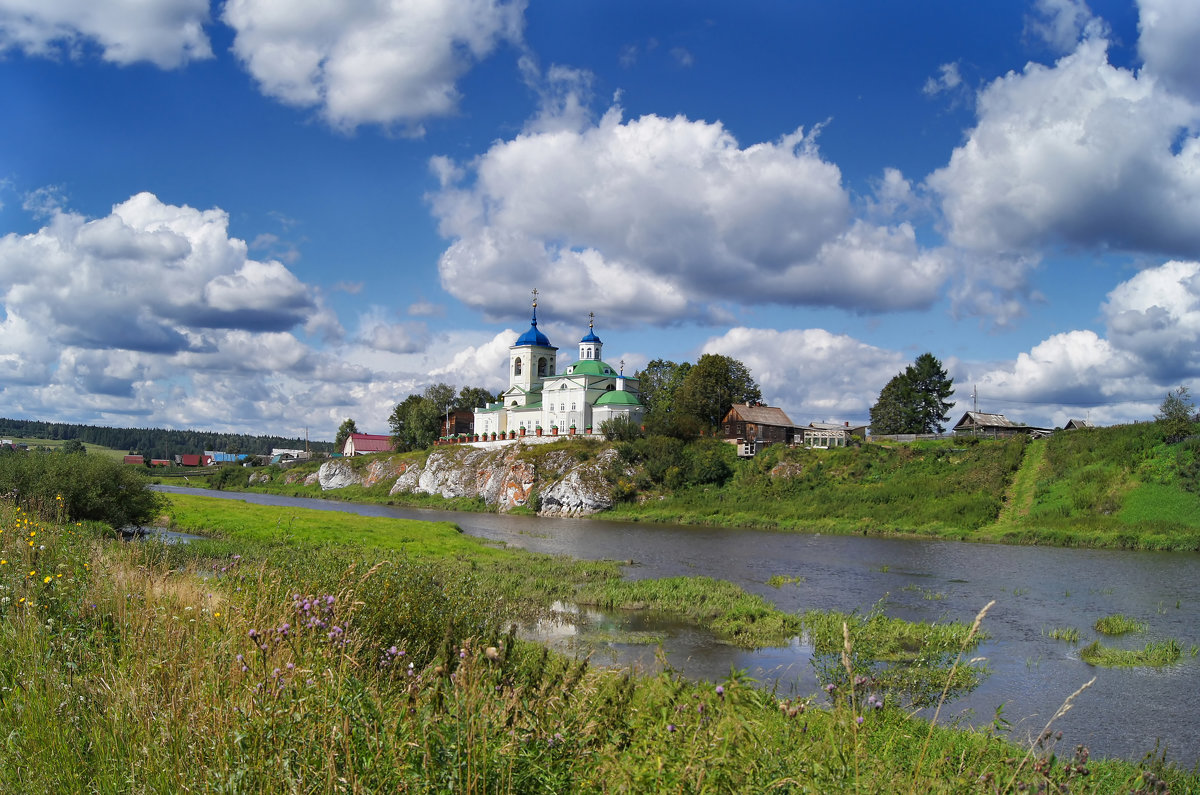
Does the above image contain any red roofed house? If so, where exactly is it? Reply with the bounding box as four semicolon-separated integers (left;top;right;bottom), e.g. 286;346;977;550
343;433;393;456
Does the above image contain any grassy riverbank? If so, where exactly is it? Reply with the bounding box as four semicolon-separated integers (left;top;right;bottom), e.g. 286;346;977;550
3;498;1195;792
211;422;1200;551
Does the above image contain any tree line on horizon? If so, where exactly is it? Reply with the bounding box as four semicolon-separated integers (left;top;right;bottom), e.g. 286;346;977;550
0;417;332;461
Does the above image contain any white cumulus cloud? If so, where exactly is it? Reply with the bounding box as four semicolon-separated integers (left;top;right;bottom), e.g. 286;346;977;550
430;108;948;326
222;0;525;131
1138;0;1200;103
0;0;211;68
698;327;907;423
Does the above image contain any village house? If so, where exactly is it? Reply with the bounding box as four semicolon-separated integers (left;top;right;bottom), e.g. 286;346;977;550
952;411;1052;438
441;410;475;437
721;403;795;454
342;432;393;456
799;421;867;448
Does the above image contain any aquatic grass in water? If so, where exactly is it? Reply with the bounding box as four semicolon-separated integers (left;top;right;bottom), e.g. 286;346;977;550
1080;639;1185;667
1046;626;1081;643
1094;613;1146;635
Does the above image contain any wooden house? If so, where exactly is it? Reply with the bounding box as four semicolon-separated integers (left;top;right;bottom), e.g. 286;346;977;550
442;409;475;437
722;404;795;448
952;412;1052;438
1064;419;1094;430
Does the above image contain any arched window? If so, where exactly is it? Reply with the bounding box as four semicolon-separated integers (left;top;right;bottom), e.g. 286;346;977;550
514;357;522;376
538;357;548;377
605;384;615;391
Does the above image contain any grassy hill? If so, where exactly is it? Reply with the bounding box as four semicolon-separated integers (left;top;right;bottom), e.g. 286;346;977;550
210;421;1199;550
605;424;1199;550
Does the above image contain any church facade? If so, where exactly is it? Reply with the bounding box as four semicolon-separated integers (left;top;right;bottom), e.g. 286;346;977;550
473;298;645;437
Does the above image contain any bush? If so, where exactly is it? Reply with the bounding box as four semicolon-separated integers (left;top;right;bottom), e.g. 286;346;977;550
0;448;164;528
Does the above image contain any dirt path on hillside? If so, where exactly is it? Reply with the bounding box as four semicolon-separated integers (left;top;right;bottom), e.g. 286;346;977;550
995;438;1046;527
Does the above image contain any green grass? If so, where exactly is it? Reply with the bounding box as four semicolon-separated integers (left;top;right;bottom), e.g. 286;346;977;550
1080;639;1186;667
220;424;1200;552
1046;626;1081;643
1094;614;1146;636
4;499;1196;792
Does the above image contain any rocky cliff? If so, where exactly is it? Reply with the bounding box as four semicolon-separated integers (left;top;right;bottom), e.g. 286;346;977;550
312;443;622;516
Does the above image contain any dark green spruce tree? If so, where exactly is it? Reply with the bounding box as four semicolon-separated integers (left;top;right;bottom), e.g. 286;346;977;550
870;353;955;435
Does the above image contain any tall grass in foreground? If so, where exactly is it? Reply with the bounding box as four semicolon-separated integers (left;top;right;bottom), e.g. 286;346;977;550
1;501;1196;793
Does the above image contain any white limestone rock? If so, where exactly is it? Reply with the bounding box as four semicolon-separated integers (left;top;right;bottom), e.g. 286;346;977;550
317;459;360;490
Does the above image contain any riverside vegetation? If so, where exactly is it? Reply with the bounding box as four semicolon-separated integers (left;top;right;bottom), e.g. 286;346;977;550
3;488;1197;793
214;421;1200;551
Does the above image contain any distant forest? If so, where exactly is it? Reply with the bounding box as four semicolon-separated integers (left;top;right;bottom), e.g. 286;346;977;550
0;417;334;461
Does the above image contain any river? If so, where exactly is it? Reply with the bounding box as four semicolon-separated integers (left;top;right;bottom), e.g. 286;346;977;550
154;485;1200;767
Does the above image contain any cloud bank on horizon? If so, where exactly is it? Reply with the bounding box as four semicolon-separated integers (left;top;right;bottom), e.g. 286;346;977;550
1;0;1198;438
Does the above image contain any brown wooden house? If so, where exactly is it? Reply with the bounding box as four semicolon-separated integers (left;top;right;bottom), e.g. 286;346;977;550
722;404;795;447
952;411;1052;438
442;409;475;437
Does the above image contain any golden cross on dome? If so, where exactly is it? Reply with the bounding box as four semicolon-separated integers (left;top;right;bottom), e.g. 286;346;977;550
531;287;538;308
588;311;594;329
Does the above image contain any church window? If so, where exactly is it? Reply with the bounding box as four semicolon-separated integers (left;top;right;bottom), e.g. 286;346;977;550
538;357;548;377
571;403;576;411
605;384;614;391
514;357;522;376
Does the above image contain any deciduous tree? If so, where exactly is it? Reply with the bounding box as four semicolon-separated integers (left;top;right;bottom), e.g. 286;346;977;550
674;354;762;430
334;418;359;452
455;386;496;411
1156;385;1196;443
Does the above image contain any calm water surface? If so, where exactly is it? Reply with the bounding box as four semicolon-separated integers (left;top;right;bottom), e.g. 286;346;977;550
156;486;1200;766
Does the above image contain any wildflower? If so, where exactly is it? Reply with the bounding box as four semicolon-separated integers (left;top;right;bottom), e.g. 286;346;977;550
485;646;500;660
667;724;676;733
43;576;51;584
715;685;725;698
824;683;836;693
214;612;221;618
248;629;258;639
856;716;864;725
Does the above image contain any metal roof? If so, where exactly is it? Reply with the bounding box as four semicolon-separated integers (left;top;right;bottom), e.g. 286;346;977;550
724;403;794;426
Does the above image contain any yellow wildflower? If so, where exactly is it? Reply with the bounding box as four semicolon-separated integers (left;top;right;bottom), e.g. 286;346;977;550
43;576;51;584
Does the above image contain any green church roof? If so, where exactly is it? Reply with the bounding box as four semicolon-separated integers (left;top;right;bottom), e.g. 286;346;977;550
566;360;618;376
595;389;642;406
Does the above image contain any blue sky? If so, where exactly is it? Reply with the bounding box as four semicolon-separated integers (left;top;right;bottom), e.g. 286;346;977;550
2;0;1198;439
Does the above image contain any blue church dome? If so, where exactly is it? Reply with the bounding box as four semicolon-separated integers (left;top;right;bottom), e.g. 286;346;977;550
515;299;552;347
580;328;602;344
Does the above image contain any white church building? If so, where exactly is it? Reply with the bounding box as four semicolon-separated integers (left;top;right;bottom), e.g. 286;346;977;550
473;297;645;438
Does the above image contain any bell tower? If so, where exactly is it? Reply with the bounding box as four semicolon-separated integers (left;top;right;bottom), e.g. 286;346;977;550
578;312;603;361
509;289;557;392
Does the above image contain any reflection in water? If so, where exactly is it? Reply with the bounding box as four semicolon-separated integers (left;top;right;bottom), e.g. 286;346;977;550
153;486;1200;765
